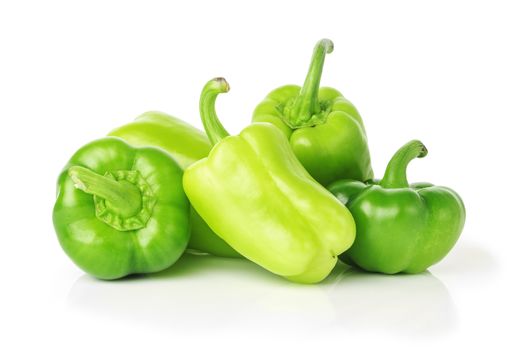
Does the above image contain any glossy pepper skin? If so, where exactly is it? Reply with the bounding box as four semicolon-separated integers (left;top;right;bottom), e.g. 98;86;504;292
109;112;240;258
183;78;356;283
252;39;372;186
328;140;465;274
53;137;190;279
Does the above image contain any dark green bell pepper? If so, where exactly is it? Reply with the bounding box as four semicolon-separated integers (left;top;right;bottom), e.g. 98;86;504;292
53;137;191;279
252;39;373;186
109;112;240;258
328;140;465;274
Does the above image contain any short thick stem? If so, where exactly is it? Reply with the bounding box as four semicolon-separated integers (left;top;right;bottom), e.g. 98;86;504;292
380;140;428;189
68;166;142;217
199;78;230;145
286;39;334;126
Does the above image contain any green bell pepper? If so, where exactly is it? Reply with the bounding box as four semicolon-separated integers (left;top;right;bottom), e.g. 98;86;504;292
53;137;191;279
183;78;356;283
109;112;240;258
328;140;465;274
252;39;373;186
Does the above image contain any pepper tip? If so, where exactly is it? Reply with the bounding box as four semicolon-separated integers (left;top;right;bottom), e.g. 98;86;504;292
416;141;428;158
408;140;428;158
67;166;88;191
319;38;334;54
212;77;230;93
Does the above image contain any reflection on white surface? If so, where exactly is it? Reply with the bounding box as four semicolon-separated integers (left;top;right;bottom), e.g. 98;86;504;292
430;241;499;283
326;269;456;335
68;253;457;336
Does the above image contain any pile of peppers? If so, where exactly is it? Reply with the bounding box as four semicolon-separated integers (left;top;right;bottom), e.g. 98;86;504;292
53;39;465;283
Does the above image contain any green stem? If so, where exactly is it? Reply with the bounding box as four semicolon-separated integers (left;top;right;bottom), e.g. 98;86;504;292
68;166;142;217
199;77;230;145
380;140;428;189
287;38;334;126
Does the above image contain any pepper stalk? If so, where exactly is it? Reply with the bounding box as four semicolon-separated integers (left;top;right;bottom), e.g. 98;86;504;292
199;77;231;146
380;140;428;189
283;38;334;128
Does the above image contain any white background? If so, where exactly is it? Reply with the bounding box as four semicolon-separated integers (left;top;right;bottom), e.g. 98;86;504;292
1;0;519;348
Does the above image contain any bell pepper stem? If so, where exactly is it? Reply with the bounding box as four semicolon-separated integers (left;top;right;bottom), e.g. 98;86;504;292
380;140;428;189
200;77;230;146
68;166;142;217
287;38;334;126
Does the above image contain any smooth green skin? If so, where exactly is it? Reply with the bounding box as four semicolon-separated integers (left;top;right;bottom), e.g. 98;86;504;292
53;137;190;279
109;112;240;258
183;78;356;284
328;140;466;274
252;39;373;186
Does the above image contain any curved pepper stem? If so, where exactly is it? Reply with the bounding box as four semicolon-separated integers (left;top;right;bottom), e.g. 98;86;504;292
380;140;428;189
200;78;231;146
285;39;334;127
68;166;142;218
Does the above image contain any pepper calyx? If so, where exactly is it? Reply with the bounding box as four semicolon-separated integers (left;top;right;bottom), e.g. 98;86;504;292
68;166;156;231
280;98;332;128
